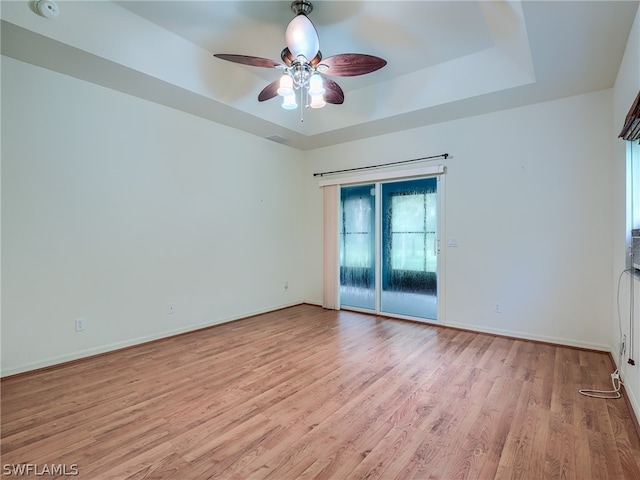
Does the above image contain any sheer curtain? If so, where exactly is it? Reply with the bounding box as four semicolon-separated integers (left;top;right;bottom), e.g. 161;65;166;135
322;185;339;309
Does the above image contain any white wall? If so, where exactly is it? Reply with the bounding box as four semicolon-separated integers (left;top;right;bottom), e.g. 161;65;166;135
1;56;305;376
612;6;640;420
303;90;614;351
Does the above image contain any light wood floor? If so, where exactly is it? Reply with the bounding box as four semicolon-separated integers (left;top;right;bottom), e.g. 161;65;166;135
2;304;640;479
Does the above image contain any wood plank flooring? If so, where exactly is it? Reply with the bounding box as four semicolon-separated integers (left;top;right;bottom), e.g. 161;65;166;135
2;304;640;479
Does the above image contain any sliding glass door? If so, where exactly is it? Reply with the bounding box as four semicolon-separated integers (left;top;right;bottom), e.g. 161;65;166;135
339;184;376;310
339;177;439;321
381;178;438;319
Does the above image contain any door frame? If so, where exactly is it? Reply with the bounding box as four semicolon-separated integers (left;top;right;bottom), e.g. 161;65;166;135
321;165;446;324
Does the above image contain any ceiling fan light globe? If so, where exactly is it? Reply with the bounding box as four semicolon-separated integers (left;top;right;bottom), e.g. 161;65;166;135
282;94;298;110
277;74;294;96
309;94;326;109
285;14;319;61
308;73;325;96
277;87;295;97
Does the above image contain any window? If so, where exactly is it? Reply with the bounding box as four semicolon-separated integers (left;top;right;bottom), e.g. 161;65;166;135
381;177;438;298
389;192;437;272
619;90;640;267
629;140;640;231
339;185;374;269
339;184;376;305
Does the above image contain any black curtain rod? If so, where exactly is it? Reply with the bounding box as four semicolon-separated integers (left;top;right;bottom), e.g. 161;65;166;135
313;153;449;177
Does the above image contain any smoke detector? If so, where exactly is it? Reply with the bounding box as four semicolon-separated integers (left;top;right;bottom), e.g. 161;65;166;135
36;0;59;18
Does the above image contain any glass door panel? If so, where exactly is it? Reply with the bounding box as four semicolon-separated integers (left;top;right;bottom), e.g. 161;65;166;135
381;178;438;319
339;184;376;310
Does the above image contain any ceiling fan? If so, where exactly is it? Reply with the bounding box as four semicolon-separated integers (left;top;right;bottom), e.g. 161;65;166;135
214;0;387;114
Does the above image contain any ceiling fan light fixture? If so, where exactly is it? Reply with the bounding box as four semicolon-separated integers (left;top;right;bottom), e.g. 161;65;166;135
277;74;294;96
285;14;319;61
282;93;298;110
308;73;325;96
309;94;326;109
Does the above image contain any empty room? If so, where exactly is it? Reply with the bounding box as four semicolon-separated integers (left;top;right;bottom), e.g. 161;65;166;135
2;0;640;478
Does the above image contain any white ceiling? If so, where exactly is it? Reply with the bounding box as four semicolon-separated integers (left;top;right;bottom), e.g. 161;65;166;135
2;0;638;150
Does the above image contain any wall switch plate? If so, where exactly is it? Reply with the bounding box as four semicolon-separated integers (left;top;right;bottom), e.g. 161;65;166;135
447;237;458;247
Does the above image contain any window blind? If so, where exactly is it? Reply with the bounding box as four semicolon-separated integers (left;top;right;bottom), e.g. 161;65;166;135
619;90;640;142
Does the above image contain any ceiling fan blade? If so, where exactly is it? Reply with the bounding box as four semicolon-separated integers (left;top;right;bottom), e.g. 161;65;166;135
258;80;280;102
323;78;344;105
214;54;282;69
320;54;387;77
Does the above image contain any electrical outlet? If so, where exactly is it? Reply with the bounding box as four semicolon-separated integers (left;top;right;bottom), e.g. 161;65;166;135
167;303;176;314
75;318;86;332
284;281;289;291
495;304;502;313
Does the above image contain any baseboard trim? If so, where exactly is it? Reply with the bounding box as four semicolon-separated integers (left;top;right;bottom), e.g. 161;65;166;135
1;301;305;379
442;320;610;352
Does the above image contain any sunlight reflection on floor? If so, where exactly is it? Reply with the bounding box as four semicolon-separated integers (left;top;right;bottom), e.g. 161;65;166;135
340;286;437;320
